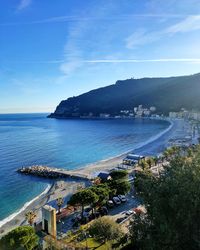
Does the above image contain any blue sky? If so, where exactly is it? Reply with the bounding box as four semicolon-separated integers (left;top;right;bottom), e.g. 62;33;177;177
1;0;200;113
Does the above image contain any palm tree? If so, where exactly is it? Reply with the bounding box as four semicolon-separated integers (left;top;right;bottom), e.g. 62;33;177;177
153;156;159;166
56;197;64;214
25;211;37;226
146;157;155;168
140;159;149;170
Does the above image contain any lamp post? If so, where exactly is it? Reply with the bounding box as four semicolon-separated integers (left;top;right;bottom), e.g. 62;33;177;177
84;231;88;250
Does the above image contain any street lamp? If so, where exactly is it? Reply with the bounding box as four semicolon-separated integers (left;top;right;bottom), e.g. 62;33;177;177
84;231;88;250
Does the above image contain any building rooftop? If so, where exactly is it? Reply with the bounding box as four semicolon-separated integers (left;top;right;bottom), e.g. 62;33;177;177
98;172;111;180
43;204;56;212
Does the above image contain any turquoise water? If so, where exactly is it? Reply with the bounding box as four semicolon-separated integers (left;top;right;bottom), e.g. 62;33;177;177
0;113;169;222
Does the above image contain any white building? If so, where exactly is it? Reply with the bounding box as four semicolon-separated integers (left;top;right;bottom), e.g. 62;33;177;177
42;205;57;238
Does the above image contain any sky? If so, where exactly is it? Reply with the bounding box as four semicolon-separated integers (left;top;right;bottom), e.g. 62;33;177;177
1;0;200;113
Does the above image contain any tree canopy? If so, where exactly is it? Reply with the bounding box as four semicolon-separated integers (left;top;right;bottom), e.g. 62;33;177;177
68;188;98;217
108;170;131;195
89;184;110;205
0;226;39;250
25;210;36;226
89;216;123;243
110;170;128;179
130;145;200;250
56;197;64;214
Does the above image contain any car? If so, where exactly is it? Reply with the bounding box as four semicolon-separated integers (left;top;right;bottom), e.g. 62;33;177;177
89;212;100;220
118;195;127;202
113;196;121;205
125;210;135;216
83;207;92;217
116;217;126;224
107;200;114;208
98;206;108;216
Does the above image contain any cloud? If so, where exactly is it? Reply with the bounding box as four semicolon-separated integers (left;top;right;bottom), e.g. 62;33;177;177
145;0;200;15
4;58;200;65
166;15;200;33
125;29;162;49
84;58;200;63
126;15;200;49
59;60;83;76
56;3;103;80
26;14;197;24
1;14;199;26
17;0;32;11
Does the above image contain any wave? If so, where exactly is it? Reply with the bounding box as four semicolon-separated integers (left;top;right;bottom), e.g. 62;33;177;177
0;184;51;229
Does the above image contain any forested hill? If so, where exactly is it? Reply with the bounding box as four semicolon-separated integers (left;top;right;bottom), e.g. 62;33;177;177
49;73;200;118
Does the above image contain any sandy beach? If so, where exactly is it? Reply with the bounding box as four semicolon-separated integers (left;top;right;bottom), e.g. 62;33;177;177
0;180;87;237
0;118;193;237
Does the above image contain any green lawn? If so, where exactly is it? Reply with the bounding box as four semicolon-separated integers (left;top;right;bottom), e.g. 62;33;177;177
81;238;120;249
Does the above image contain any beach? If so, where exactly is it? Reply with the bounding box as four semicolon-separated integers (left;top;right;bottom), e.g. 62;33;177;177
0;118;193;237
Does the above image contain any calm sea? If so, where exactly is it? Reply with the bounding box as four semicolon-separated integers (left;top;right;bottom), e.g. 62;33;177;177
0;113;169;222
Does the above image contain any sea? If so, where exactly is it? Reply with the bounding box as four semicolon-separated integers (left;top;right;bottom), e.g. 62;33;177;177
0;113;171;225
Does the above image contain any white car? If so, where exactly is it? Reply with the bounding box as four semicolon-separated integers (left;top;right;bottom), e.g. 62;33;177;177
125;210;135;216
113;197;121;205
118;195;127;202
107;200;114;208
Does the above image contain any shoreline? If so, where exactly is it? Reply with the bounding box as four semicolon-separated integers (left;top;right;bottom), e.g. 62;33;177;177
0;180;86;237
0;184;52;229
76;118;173;176
0;118;188;236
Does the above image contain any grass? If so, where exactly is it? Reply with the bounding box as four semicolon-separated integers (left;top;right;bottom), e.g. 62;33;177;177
81;238;113;249
62;223;125;249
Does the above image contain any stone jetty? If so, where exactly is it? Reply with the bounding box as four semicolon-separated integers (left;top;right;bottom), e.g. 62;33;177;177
17;165;91;180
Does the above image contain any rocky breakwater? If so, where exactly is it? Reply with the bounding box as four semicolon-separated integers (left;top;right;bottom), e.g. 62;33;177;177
17;165;66;178
17;165;91;180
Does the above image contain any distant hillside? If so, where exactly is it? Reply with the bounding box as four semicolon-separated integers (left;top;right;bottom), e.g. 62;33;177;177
49;73;200;118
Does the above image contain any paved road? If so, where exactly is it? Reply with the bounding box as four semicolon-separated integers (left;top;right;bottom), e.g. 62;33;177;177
56;193;140;238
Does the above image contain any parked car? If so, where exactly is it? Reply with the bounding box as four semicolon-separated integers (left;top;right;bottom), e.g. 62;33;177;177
116;217;126;224
98;206;108;216
125;210;135;216
89;212;100;220
113;196;121;205
107;200;114;208
118;195;127;202
83;207;92;217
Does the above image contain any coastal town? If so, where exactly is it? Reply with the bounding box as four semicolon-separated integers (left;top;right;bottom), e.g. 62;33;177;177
2;0;200;248
0;110;200;250
78;105;200;122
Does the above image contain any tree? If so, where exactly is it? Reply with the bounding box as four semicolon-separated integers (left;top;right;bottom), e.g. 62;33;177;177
90;184;109;206
0;226;39;250
56;197;64;214
110;170;128;179
89;216;123;243
139;159;149;170
25;210;37;226
108;170;131;195
146;157;155;168
89;185;110;217
130;147;200;250
68;189;98;219
162;146;181;161
153;156;159;166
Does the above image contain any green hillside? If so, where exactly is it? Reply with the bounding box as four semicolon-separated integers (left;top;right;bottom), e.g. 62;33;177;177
49;73;200;118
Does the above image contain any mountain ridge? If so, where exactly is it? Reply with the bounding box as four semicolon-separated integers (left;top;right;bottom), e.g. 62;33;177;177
49;73;200;118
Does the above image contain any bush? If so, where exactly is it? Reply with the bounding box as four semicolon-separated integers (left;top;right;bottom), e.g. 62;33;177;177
0;226;39;250
89;216;123;243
